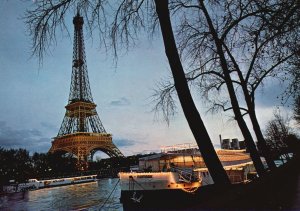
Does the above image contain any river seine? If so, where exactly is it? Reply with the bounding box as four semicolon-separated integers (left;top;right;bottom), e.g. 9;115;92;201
0;178;122;210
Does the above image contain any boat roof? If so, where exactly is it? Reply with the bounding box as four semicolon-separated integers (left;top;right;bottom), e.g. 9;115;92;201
194;161;253;172
139;149;250;162
139;153;164;161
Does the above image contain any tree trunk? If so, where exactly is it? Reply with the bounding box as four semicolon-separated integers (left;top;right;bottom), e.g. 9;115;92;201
221;64;266;176
230;50;276;170
248;104;276;169
154;0;230;185
199;0;266;176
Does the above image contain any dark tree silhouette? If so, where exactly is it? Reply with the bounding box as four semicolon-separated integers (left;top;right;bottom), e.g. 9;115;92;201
153;0;300;172
154;0;230;185
197;0;267;175
0;148;80;184
264;112;289;160
25;0;300;177
285;134;300;156
0;148;32;184
294;96;300;125
25;0;230;184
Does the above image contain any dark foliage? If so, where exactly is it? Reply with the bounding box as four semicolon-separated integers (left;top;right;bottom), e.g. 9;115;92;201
0;148;31;185
0;148;148;186
264;111;300;160
294;95;300;125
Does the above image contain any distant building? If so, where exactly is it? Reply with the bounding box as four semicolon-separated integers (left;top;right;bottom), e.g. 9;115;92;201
239;140;246;150
221;139;231;149
231;138;240;150
220;137;246;150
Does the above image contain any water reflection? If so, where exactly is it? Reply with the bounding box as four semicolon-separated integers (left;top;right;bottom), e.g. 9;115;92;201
0;178;122;211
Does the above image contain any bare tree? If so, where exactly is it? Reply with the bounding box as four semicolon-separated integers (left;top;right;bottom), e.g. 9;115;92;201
25;0;230;184
199;0;267;174
154;0;300;172
294;95;300;125
265;112;289;144
154;0;230;185
265;110;293;161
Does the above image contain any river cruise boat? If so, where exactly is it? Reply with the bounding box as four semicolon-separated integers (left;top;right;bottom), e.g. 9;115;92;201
119;143;256;207
3;175;97;193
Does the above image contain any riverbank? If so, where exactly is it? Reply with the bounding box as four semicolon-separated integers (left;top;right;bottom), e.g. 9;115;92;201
191;155;300;210
123;155;300;210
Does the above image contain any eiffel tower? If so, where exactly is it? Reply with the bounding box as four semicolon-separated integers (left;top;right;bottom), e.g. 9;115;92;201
49;12;124;162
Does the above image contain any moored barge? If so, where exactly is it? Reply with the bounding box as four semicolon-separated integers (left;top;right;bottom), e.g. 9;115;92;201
3;175;97;193
119;143;256;208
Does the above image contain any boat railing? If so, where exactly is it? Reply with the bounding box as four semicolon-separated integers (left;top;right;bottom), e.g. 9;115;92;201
170;167;197;183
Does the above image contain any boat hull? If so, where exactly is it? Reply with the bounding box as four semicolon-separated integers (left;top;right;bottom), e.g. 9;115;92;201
120;189;200;209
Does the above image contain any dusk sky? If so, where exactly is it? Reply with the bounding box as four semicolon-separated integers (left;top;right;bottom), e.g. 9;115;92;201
0;1;294;157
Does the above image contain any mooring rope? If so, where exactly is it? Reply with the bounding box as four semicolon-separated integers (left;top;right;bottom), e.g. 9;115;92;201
99;179;120;210
129;176;145;190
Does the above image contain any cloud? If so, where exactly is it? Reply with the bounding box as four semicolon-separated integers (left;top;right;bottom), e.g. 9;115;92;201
255;80;292;107
40;122;58;132
109;97;131;106
113;137;145;148
0;121;50;152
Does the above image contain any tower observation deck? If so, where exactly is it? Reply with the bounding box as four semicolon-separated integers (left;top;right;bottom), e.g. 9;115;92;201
49;12;124;162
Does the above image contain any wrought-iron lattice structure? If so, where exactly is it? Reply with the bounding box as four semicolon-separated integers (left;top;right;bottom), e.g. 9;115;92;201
49;12;124;161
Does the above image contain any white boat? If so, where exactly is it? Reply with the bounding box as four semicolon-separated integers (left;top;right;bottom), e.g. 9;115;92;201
3;175;97;193
119;144;255;207
119;170;201;192
119;169;202;206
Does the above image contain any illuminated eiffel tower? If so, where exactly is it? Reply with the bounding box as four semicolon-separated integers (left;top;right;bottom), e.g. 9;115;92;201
49;12;124;163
